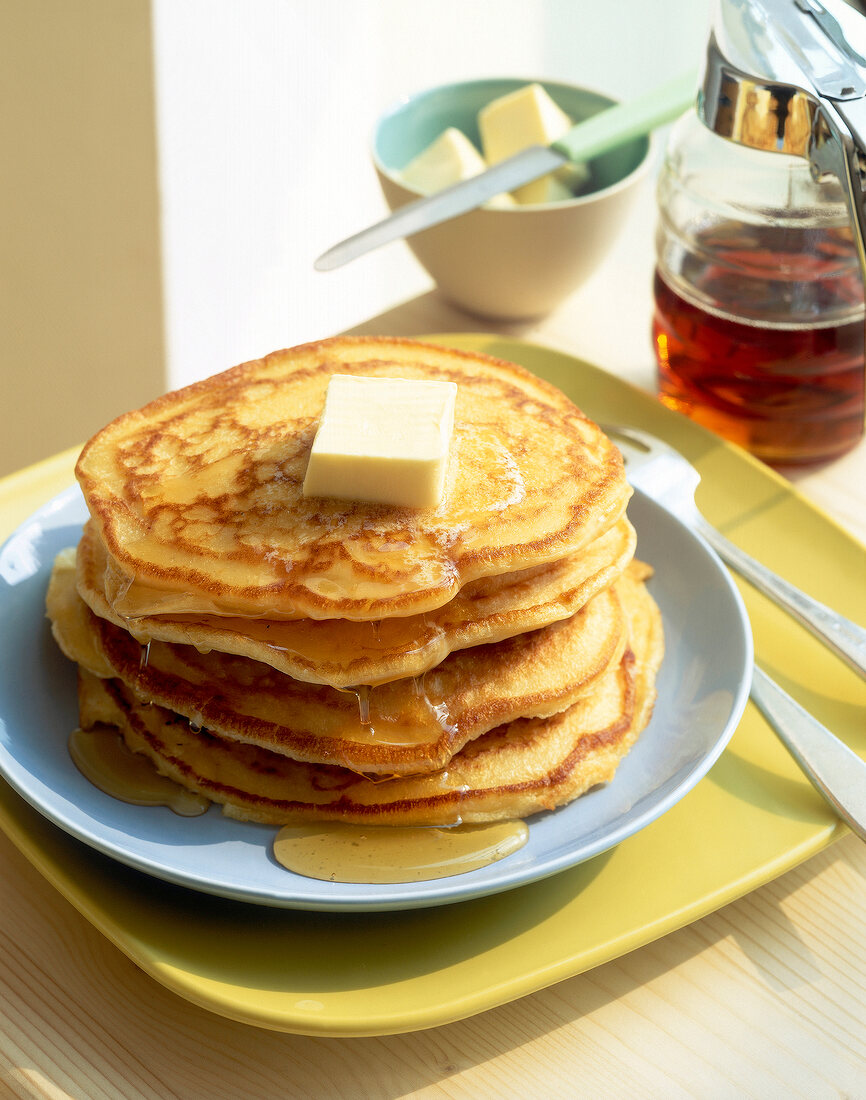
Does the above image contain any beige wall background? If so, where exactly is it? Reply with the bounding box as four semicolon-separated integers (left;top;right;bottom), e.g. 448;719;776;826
0;0;165;478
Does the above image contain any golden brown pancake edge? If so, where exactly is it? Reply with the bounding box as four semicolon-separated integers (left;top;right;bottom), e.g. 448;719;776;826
75;336;631;622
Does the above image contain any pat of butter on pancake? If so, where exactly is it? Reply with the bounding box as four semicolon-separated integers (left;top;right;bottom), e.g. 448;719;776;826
302;374;457;509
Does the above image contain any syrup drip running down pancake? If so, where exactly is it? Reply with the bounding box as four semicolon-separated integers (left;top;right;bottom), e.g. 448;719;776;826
75;337;632;623
49;551;641;776
75;514;636;688
73;562;663;827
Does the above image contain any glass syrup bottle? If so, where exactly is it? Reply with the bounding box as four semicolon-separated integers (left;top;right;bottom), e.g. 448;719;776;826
652;108;865;466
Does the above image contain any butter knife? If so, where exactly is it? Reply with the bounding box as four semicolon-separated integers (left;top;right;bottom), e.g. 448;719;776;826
314;70;697;272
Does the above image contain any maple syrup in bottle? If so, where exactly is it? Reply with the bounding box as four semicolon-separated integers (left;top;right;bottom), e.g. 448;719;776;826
653;112;865;466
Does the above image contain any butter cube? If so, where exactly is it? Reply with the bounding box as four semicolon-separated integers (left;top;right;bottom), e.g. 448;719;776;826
302;375;457;509
399;127;515;208
478;82;590;204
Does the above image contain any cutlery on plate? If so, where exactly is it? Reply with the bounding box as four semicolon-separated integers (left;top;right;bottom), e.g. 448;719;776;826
606;424;866;841
604;424;866;681
314;70;697;272
750;666;866;842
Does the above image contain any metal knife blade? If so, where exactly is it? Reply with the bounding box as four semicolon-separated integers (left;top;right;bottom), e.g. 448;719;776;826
314;145;565;272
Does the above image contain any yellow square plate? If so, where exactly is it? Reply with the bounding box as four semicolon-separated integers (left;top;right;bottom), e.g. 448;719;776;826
0;335;863;1036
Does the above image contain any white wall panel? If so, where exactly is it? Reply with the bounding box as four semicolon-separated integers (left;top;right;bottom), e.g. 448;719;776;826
152;0;711;388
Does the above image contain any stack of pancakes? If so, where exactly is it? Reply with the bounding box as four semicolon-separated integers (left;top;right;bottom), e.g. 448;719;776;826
47;336;663;827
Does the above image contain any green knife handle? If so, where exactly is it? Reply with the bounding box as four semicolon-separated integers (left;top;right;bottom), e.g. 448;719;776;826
551;69;698;164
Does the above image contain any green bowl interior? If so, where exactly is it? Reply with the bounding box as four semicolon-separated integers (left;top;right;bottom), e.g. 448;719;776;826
374;77;649;196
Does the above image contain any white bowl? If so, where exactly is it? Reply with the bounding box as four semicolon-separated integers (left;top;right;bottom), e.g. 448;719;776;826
373;77;653;320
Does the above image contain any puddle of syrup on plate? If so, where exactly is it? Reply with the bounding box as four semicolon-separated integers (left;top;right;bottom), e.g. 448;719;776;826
69;724;529;883
68;726;210;817
273;820;529;884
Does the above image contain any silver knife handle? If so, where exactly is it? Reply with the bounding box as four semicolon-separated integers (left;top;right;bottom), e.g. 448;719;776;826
694;515;866;680
750;666;866;842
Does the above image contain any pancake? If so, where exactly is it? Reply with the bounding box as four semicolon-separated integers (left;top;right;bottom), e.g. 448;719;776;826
75;515;636;687
74;562;663;826
75;336;631;623
48;547;115;679
57;335;664;838
49;550;634;775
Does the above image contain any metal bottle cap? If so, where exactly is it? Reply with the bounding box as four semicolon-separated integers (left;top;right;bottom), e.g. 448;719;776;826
700;0;866;271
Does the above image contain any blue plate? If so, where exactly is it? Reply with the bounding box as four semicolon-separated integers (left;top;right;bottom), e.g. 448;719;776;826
0;486;752;911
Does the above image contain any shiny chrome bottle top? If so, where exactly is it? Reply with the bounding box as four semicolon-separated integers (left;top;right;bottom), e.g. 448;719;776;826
699;0;866;269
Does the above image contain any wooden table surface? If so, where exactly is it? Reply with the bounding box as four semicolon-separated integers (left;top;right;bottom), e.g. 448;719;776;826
2;247;866;1097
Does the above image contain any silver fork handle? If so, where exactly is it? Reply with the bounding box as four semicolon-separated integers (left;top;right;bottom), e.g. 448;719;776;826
694;515;866;681
750;666;866;843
